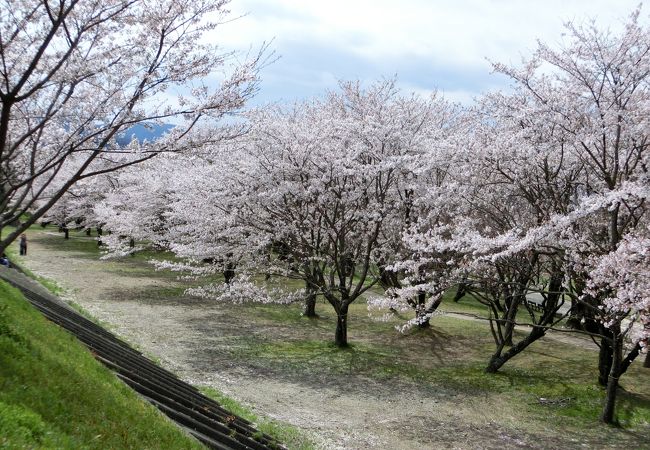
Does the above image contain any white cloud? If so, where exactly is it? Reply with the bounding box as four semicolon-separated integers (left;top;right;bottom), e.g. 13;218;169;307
210;0;646;102
219;0;641;63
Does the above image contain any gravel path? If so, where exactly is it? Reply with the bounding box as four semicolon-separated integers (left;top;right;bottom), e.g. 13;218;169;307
16;230;641;450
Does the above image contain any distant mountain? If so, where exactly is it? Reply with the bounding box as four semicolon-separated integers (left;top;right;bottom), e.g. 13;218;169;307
116;123;174;146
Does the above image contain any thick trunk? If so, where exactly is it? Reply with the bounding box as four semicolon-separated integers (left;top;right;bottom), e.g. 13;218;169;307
600;335;622;424
620;343;642;375
502;296;520;347
63;228;69;239
485;325;545;373
85;228;91;236
566;297;584;329
303;287;317;318
223;267;235;284
598;334;613;386
644;351;650;369
502;329;513;347
335;303;349;348
453;283;468;303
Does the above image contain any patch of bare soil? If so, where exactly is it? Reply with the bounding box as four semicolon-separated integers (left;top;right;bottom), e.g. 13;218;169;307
17;231;645;449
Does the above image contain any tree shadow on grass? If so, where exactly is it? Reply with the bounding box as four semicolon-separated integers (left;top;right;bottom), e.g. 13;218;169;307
32;234;101;260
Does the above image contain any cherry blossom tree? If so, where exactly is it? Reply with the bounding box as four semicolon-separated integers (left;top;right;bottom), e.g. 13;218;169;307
0;0;262;253
365;94;462;329
428;8;650;422
93;158;174;256
459;90;583;373
36;169;114;238
502;12;650;423
394;6;650;424
151;80;456;347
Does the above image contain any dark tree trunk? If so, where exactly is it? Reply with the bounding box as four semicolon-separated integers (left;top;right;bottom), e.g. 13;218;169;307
485;325;545;373
620;343;642;375
335;303;349;348
502;295;521;347
598;334;614;387
601;334;622;424
85;228;91;236
303;285;318;318
97;227;103;246
63;227;69;239
644;351;650;368
566;297;584;329
129;237;135;248
453;282;468;302
223;267;235;284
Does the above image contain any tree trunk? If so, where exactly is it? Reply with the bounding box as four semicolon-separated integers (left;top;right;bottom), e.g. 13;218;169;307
598;334;613;386
63;227;69;239
335;303;349;348
502;296;520;347
223;267;235;284
600;335;622;424
303;285;317;318
644;351;650;369
85;228;91;236
620;343;642;375
566;297;584;329
485;325;545;373
453;282;468;302
416;291;430;328
417;293;444;328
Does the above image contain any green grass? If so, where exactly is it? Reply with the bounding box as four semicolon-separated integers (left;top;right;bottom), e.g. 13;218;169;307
0;280;204;449
200;387;315;450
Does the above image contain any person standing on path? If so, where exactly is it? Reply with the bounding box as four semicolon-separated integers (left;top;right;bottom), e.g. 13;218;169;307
19;234;27;256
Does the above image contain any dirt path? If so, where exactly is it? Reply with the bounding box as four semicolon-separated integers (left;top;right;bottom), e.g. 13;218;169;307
16;230;641;449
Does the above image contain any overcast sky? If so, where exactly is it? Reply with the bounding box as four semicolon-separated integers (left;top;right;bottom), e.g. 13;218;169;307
216;0;646;105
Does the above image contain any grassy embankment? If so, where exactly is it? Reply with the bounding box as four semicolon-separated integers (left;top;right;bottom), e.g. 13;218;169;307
19;226;650;447
0;280;205;449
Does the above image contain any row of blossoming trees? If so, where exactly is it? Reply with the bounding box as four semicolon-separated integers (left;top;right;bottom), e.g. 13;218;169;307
41;12;649;423
0;0;267;255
